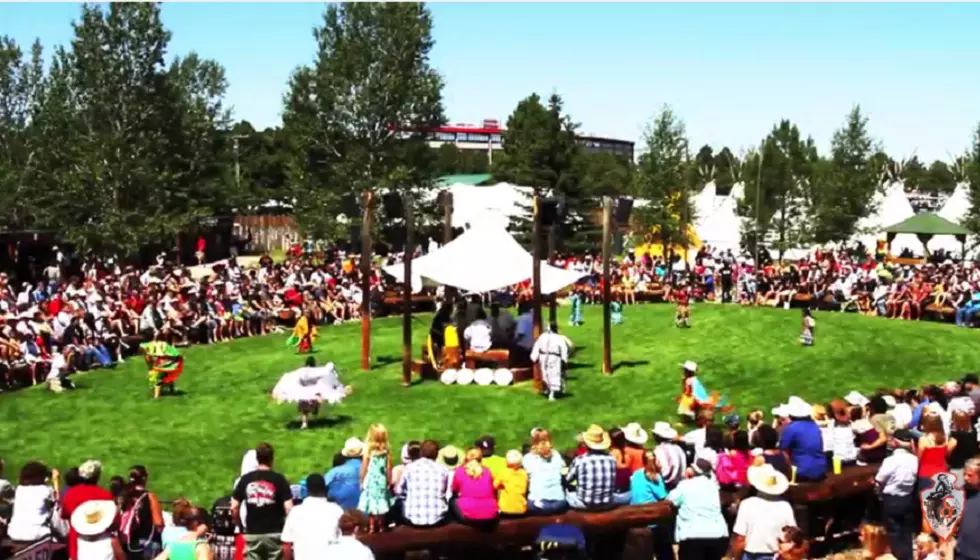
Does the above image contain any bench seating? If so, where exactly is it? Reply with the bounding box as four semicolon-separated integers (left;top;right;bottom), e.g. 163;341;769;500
357;465;878;556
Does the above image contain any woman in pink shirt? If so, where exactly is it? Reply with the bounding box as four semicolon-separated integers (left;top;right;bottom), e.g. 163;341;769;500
451;448;498;524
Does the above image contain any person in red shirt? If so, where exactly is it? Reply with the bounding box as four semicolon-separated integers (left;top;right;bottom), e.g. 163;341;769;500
675;281;691;328
61;460;114;560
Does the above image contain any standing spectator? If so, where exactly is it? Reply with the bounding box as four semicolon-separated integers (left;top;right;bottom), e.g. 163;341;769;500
324;438;363;510
358;424;393;534
232;443;294;560
917;412;954;490
396;440;449;527
118;465;164;559
522;430;568;515
727;465;796;560
71;500;125;560
778;396;827;482
565;425;620;510
280;474;342;560
875;430;919;560
667;450;729;560
63;460;114;560
955;459;980;560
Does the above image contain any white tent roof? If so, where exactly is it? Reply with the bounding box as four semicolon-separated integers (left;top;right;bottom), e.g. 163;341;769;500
383;223;585;294
696;182;743;253
853;182;920;254
938;182;970;224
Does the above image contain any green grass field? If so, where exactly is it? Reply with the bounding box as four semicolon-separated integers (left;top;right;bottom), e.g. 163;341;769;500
0;304;975;504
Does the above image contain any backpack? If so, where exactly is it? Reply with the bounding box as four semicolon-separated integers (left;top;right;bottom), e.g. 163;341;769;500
119;492;156;552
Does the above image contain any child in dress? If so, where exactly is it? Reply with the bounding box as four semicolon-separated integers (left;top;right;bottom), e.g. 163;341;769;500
800;308;815;346
358;424;393;533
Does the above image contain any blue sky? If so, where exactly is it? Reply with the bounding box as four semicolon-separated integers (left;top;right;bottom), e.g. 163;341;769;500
2;2;978;161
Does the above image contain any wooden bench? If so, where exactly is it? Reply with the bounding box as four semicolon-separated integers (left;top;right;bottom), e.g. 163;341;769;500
357;465;878;556
464;348;510;369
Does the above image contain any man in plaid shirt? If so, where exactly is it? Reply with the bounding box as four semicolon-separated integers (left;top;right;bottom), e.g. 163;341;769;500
565;425;620;510
396;439;449;526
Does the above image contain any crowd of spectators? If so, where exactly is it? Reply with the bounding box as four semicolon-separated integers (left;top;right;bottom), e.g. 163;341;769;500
4;374;980;560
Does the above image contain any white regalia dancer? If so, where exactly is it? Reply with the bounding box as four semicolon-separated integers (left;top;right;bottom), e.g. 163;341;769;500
530;322;570;401
271;357;352;428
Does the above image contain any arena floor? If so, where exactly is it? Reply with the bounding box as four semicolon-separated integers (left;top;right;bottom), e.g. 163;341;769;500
1;304;974;504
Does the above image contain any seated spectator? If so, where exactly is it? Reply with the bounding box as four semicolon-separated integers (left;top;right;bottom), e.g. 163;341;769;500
566;425;624;510
652;422;687;490
853;406;887;465
495;450;528;517
476;436;506;480
391;441;420;494
683;409;714;452
608;428;633;493
7;462;66;542
63;460;114;560
437;445;460;501
629;453;667;505
155;504;211;560
948;410;977;484
728;464;796;560
778;526;809;560
829;401;859;466
397;440;448;527
451;448;497;525
716;430;751;489
326;509;375;559
281;474;343;559
523;430;567;515
325;438;364;510
753;426;791;479
778;396;827;482
71;500;125;560
668;450;729;560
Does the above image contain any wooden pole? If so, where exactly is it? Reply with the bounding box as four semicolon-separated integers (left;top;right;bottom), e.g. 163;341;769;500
532;194;542;338
360;191;373;371
402;192;413;387
442;191;453;245
601;197;613;375
547;224;557;326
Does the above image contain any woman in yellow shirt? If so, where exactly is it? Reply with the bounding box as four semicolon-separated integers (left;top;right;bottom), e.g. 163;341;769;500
495;450;528;517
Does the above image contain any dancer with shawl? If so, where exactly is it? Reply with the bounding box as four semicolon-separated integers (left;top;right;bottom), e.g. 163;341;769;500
140;340;184;399
530;322;570;401
271;357;352;429
286;311;318;354
800;308;816;346
676;360;730;419
611;300;624;325
568;289;584;326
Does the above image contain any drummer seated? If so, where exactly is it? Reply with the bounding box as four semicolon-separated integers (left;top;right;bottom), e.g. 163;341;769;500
463;310;493;354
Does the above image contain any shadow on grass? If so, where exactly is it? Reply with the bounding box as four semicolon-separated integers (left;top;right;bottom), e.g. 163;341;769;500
612;360;650;373
372;355;400;369
286;414;353;431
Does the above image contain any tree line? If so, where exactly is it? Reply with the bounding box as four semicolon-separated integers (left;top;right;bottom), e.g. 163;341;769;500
2;2;979;258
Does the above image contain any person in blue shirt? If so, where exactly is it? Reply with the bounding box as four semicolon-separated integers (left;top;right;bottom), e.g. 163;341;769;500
955;291;980;327
630;454;672;560
323;438;364;510
514;303;535;359
778;397;827;482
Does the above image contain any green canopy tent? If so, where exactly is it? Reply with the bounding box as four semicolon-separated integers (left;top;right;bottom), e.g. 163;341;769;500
882;212;970;257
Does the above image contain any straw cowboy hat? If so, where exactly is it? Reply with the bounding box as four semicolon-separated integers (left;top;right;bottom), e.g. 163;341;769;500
341;437;364;458
747;464;790;496
681;361;698;373
581;424;611;451
621;423;648;446
71;500;116;537
651;421;678;440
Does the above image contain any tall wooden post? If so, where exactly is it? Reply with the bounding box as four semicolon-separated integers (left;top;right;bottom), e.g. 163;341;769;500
360;191;373;371
532;194;543;338
547;225;557;325
442;191;453;245
601;197;613;375
402;193;413;387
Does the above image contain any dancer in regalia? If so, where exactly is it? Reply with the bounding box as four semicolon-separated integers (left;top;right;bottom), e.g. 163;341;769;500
800;308;815;346
674;281;691;328
568;289;584;326
286;311;318;354
676;360;729;419
140;340;184;399
611;300;624;325
530;322;570;401
271;357;352;429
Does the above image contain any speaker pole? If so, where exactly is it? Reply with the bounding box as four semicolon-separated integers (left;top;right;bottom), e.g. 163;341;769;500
402;192;413;388
602;196;613;375
360;190;373;371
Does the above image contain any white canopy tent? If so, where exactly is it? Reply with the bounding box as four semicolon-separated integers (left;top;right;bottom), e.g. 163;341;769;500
383;223;586;294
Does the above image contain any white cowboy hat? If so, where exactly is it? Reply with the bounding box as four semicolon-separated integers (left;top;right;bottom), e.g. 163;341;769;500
747;464;790;496
621;422;648;445
456;368;475;385
341;437;364;458
692;448;719;474
786;396;811;418
681;361;698;373
771;404;789;417
440;369;458;385
844;391;870;407
651;421;678;440
71;500;116;536
474;368;494;386
493;368;513;386
882;395;897;408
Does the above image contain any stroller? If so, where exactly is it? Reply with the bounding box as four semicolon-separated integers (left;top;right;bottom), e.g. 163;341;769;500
536;524;588;560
